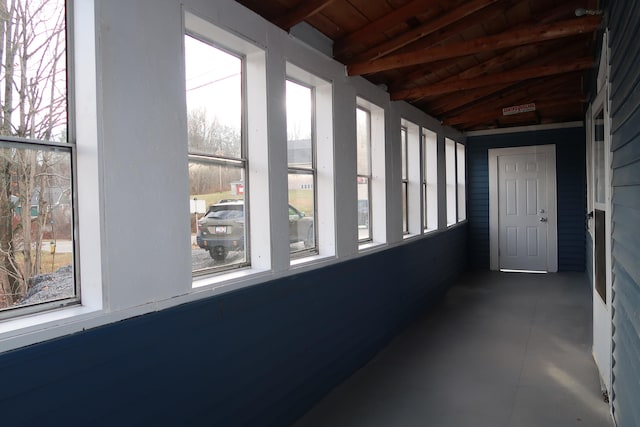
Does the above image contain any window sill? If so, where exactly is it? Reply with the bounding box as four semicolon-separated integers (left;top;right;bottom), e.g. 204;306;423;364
192;266;272;292
290;252;335;269
447;219;468;229
402;233;420;241
0;304;102;354
358;241;386;253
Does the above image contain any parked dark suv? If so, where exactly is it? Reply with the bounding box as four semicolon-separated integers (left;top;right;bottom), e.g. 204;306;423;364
196;200;314;261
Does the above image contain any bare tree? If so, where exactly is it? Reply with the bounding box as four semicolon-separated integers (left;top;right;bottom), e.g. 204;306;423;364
0;0;67;308
187;107;241;195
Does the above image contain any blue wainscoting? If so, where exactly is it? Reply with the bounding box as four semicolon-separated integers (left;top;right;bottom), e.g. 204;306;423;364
466;127;587;271
0;225;466;427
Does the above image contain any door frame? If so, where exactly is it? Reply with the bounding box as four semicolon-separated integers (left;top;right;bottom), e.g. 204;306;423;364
587;30;613;397
488;145;558;272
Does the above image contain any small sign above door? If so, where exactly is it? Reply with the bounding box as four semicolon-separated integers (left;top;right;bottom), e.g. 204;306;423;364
502;103;536;116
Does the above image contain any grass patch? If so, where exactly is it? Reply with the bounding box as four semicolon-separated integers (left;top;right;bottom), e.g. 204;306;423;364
14;252;73;275
288;189;314;216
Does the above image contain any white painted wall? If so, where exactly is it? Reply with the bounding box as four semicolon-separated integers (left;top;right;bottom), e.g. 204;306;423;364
0;0;464;353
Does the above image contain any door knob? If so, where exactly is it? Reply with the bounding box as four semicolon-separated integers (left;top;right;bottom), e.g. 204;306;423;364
539;217;547;222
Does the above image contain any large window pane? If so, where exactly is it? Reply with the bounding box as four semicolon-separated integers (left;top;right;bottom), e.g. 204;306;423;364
191;161;246;272
288;172;315;253
457;143;466;221
0;0;74;316
446;138;457;226
356;108;371;176
287;79;316;256
401;127;408;234
287;81;313;168
0;144;74;313
357;106;372;242
423;130;438;231
0;0;67;142
357;177;370;241
185;34;248;274
185;36;242;158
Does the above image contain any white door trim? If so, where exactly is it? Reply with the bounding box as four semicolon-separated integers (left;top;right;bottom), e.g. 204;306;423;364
489;145;558;272
588;29;613;397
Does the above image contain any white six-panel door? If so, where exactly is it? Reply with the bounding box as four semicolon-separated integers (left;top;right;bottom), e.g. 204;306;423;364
489;145;558;272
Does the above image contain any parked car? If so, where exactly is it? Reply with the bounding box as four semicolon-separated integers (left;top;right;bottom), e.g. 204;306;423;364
196;200;314;261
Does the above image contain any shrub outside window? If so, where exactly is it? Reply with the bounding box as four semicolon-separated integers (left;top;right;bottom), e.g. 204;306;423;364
185;35;248;274
0;0;76;319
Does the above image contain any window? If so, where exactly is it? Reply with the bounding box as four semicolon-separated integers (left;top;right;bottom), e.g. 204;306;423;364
185;35;248;274
456;142;466;221
401;119;421;237
356;97;385;247
445;138;457;226
287;80;317;256
594;110;606;205
422;129;438;232
445;138;466;226
356;107;372;242
0;0;76;319
401;126;409;234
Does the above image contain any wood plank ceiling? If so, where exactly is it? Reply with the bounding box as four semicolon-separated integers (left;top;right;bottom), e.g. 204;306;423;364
234;0;602;132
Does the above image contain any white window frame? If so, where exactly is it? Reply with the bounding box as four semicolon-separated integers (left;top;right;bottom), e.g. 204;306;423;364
356;97;386;249
287;63;335;264
445;138;466;226
186;12;272;287
445;138;457;226
185;34;250;275
286;78;317;258
0;0;80;321
457;142;467;222
401;125;409;235
401;118;421;237
0;0;104;344
356;105;373;243
422;129;438;232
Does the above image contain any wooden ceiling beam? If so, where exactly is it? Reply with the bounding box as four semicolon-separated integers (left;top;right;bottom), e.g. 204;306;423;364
438;76;580;119
427;84;515;115
352;0;502;62
273;0;338;30
385;0;518;92
426;42;586;113
434;75;578;117
443;96;585;127
333;0;446;58
391;43;542;101
391;57;594;99
387;0;582;92
348;15;600;76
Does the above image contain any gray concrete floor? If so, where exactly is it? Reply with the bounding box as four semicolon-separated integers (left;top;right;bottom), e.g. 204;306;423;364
293;271;612;427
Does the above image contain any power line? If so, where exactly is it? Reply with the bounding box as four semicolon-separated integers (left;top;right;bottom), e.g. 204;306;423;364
186;72;240;92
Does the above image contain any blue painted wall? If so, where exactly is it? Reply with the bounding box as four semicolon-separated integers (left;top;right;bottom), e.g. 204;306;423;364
607;1;640;425
466;127;587;271
0;225;466;427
